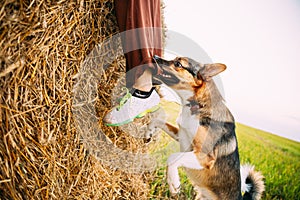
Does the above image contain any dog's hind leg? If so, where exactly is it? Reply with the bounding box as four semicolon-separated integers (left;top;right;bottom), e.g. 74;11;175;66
167;151;204;194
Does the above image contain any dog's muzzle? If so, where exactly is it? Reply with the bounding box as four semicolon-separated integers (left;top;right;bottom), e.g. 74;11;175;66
153;55;171;67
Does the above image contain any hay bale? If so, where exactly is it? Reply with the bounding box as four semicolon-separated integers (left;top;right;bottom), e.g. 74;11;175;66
0;0;165;199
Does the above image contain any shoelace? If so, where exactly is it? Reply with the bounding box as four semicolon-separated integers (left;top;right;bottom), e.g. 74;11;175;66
116;87;132;111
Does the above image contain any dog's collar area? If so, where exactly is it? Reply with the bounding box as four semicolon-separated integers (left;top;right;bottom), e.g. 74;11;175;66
185;100;201;115
185;102;199;107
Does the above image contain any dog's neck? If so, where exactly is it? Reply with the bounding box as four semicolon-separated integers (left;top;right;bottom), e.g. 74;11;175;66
198;81;234;122
176;81;234;123
174;89;195;109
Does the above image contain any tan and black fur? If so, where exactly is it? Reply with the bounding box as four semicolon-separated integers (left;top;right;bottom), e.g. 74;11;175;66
148;55;264;200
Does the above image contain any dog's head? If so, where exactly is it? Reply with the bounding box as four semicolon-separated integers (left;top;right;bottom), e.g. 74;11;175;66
153;55;226;91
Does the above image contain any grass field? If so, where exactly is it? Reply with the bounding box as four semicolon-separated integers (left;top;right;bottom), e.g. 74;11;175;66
236;123;300;200
149;102;300;199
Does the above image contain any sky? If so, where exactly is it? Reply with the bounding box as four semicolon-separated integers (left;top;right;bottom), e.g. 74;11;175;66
163;0;300;142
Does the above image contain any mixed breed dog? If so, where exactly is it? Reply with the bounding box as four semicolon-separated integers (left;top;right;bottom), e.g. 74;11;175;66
149;55;265;200
107;55;265;199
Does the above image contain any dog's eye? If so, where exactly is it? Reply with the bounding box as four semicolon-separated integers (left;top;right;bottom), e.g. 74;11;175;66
174;61;183;68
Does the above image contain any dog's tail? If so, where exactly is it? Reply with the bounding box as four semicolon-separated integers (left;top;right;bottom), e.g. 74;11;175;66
241;164;265;200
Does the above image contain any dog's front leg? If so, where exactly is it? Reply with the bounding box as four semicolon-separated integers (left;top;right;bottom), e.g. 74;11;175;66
167;151;204;194
147;119;179;141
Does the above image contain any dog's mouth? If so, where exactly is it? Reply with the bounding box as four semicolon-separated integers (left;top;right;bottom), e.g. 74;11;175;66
153;55;180;86
154;68;180;86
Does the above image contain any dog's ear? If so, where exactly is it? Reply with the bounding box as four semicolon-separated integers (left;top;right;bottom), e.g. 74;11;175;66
198;63;226;81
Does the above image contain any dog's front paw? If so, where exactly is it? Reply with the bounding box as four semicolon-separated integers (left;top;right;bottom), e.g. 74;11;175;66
145;123;157;139
145;119;163;140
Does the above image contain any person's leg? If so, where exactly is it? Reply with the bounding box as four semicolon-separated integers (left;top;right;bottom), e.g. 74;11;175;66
133;68;153;91
104;0;162;126
115;0;162;90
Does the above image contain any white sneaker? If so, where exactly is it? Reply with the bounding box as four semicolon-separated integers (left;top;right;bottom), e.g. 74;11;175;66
104;87;160;126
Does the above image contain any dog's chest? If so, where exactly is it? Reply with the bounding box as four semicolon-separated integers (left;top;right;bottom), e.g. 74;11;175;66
176;107;199;151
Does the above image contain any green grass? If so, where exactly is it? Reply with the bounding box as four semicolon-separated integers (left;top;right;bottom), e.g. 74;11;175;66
236;123;300;200
149;102;300;199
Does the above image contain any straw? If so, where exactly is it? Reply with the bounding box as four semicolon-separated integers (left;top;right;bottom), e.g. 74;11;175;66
0;1;168;199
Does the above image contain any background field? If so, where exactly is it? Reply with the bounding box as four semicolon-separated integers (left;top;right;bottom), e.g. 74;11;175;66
1;1;299;199
149;102;300;200
237;123;300;200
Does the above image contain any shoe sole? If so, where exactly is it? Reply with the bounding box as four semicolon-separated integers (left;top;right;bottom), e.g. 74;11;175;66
105;104;160;127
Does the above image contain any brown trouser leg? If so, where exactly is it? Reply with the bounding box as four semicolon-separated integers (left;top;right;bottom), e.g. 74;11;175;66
114;0;162;88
